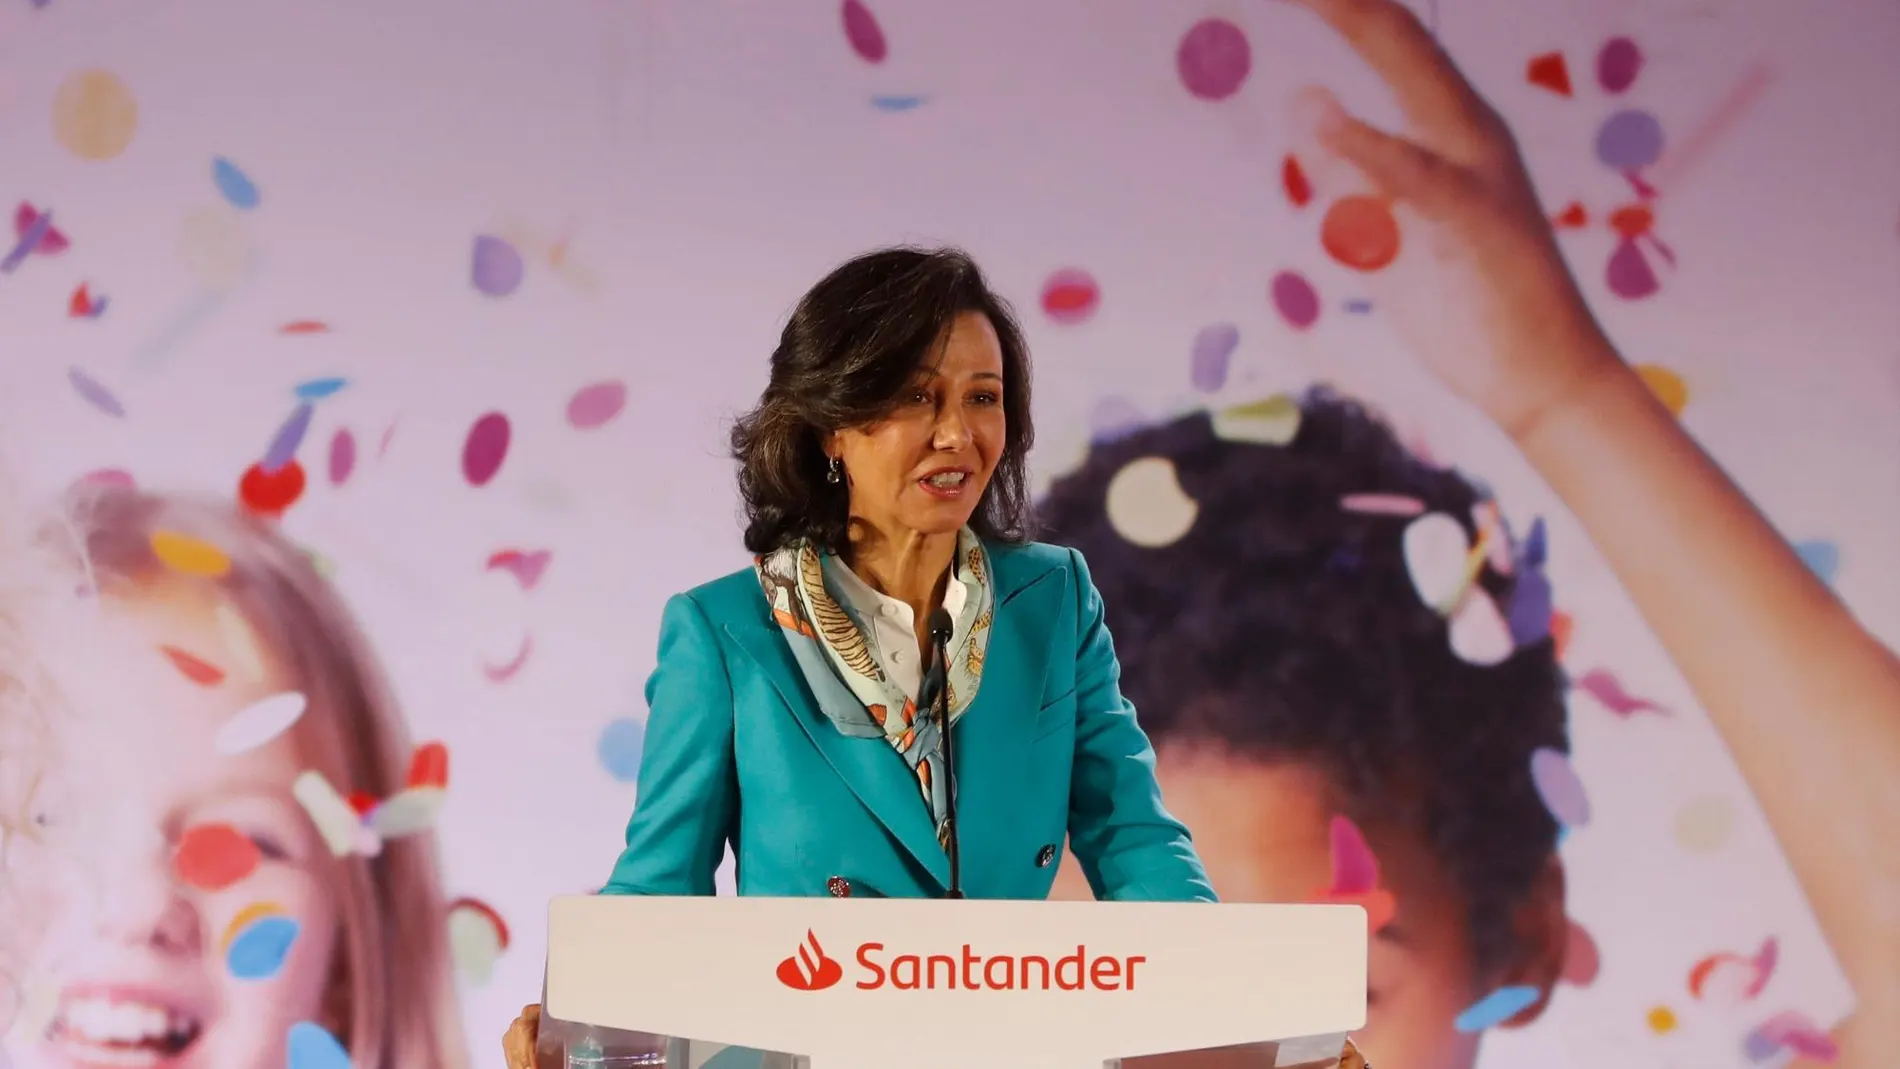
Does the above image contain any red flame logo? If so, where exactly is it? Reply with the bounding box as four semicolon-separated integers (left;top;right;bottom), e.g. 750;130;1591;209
775;930;843;991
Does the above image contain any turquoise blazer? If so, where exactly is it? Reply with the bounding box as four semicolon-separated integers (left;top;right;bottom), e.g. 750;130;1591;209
602;541;1216;902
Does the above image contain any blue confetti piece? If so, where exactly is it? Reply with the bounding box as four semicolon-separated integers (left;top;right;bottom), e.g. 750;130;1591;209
1343;298;1373;314
870;95;926;111
1521;517;1548;569
1453;985;1540;1032
1555;825;1570;848
1189;323;1239;392
1793;540;1839;585
213;157;261;210
227;914;300;981
261;403;315;474
286;1021;353;1069
701;1048;769;1069
598;717;646;782
1594;109;1665;170
1742;1027;1780;1062
1506;566;1553;646
294;377;349;402
1;208;51;273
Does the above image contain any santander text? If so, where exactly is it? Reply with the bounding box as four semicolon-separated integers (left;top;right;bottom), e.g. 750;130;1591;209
854;943;1145;991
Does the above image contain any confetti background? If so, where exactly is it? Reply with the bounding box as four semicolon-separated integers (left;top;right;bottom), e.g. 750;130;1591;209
2;0;1898;1067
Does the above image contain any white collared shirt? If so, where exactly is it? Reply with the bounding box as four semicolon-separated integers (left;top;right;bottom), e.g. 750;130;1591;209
827;559;968;703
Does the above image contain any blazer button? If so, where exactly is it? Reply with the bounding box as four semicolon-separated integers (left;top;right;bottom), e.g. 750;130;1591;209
827;876;852;898
1035;844;1057;868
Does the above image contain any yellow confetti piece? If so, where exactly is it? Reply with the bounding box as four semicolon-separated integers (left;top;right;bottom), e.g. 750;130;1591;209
1210;394;1301;446
150;529;231;578
220;901;286;954
1636;364;1688;416
1646;1005;1678;1034
52;69;138;161
1104;457;1199;548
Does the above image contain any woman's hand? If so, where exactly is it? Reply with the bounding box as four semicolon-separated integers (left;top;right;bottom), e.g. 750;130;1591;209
502;1003;542;1069
1288;0;1624;440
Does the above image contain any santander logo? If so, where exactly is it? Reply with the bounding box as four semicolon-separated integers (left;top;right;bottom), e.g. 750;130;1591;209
775;932;1145;993
776;930;845;991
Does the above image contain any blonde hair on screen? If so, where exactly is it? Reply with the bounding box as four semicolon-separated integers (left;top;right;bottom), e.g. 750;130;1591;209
65;484;470;1069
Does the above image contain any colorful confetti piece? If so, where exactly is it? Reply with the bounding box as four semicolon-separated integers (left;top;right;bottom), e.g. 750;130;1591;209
67;366;125;418
174;823;261;891
150;530;231;577
483;633;534;682
240;458;307;516
462;411;511;487
1561;919;1600;986
1505;563;1553;646
868;94;926;112
52;69;138;160
1188;324;1238;392
1270;270;1320;330
160;644;225;686
294;377;348;402
1689;937;1777;1002
598;717;646;782
1341;493;1424;516
328;428;356;486
1039;268;1099;324
1635;364;1688;415
1605;238;1660;299
68;283;108;318
1321;195;1402;272
1403;512;1469;609
1595;109;1665;170
227;913;299;981
1314;815;1396;932
262;403;315;474
487;548;552;590
1646;1005;1678;1033
366;786;446;838
407;741;450;790
179;204;255;291
212;156;260;210
214;692;307;756
1449;588;1514;666
1104;457;1197;549
1454;986;1539;1032
76;467;135;490
841;0;888;63
471;235;524;297
1574;667;1668;717
4;202;68;275
1526;52;1572;97
1176;18;1251;101
1211;394;1300;446
286;1021;353;1069
566;380;627;429
292;771;362;857
448;898;511;984
1282;154;1312;208
1745;1010;1837;1063
280;320;330;334
1596;37;1644;95
1793;540;1839;585
1530;747;1590;827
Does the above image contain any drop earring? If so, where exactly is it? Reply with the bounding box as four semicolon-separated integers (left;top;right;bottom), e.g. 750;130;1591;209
826;456;842;484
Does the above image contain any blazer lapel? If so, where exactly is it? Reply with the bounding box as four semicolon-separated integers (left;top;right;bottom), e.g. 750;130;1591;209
726;619;951;889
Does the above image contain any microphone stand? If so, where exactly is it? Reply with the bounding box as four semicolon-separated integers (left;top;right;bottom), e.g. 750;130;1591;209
925;609;962;899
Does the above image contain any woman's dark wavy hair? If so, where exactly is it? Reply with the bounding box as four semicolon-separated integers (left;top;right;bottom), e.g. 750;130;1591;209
731;246;1037;556
1038;388;1569;973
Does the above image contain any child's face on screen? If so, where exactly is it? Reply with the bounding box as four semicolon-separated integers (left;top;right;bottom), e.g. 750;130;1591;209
1051;748;1508;1069
4;584;343;1069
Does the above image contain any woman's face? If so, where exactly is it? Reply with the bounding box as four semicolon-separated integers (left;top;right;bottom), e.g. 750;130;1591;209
1051;747;1560;1069
4;583;343;1069
830;310;1008;541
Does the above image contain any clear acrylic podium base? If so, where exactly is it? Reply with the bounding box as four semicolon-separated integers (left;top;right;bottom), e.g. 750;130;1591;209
535;1012;1358;1069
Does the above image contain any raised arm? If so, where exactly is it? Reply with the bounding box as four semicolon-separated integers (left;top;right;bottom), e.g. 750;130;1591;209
600;593;738;896
1063;549;1219;902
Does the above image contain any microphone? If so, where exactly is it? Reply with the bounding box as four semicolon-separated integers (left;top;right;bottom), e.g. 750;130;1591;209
925;606;962;900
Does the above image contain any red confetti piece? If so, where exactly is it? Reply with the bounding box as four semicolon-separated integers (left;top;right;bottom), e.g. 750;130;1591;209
1526;52;1572;97
161;645;226;686
408;741;450;790
1689;937;1777;1000
1176;18;1251;101
75;467;135;490
68;283;106;317
1596;37;1643;95
1281;154;1312;208
174;824;261;891
449;897;511;949
1327;815;1379;894
346;790;378;816
239;458;306;516
462;412;511;487
1039;269;1099;324
1575;667;1668;717
1608;203;1653;239
484;634;533;683
1561;919;1600;986
566;380;627;430
1270;270;1320;330
1550;609;1574;660
14;202;69;254
1606;239;1659;299
1321;195;1402;272
840;0;887;63
1552;202;1589;228
279;320;330;334
327;428;356;486
486;548;552;590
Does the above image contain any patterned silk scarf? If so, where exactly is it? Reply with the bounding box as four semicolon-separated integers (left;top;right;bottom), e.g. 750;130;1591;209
755;529;994;841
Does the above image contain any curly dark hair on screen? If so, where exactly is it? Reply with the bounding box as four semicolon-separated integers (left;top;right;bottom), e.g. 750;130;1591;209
730;246;1038;556
1038;387;1569;973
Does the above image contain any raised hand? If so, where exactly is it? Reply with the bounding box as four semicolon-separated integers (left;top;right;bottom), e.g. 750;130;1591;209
1286;0;1625;440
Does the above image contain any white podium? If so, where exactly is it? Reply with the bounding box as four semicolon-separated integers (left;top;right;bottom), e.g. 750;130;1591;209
538;896;1367;1069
